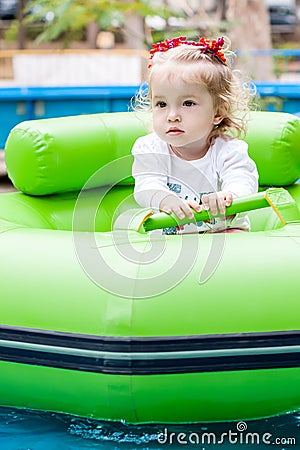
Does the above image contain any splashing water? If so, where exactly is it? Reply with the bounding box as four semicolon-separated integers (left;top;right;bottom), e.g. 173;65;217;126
0;407;299;449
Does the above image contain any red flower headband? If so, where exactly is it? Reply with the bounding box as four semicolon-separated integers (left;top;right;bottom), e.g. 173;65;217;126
149;36;226;67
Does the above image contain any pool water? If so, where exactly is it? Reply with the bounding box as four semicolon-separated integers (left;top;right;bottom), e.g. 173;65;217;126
0;408;299;449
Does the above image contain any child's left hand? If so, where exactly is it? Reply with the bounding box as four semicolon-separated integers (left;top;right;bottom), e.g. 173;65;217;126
201;191;234;216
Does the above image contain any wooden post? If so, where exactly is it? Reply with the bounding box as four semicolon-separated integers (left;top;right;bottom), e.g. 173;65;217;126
86;21;99;49
226;0;274;80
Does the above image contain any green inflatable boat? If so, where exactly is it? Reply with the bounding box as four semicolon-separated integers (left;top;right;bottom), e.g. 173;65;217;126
0;111;299;423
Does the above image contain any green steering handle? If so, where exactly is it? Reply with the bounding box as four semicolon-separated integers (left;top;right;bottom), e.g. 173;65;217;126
143;188;300;232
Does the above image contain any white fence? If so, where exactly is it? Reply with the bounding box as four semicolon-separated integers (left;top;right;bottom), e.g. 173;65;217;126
0;49;147;86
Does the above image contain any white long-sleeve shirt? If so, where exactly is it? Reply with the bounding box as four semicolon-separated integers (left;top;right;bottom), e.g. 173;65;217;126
132;133;259;233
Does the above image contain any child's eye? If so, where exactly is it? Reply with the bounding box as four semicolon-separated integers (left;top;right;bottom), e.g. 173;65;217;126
183;100;196;107
156;101;167;108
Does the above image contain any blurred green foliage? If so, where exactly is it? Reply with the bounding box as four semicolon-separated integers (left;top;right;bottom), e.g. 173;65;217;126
20;0;177;45
255;95;284;112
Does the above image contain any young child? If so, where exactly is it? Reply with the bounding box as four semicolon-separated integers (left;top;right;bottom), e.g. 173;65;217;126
132;36;258;234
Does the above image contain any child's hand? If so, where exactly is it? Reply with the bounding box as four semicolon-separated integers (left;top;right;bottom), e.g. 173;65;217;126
160;194;201;220
201;191;233;216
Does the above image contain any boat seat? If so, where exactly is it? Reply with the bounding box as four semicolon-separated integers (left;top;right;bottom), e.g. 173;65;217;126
2;111;300;233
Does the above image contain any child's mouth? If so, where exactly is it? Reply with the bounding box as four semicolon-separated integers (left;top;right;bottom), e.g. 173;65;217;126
167;128;184;136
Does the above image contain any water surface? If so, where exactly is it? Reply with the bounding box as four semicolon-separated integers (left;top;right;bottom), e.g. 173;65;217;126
0;407;299;449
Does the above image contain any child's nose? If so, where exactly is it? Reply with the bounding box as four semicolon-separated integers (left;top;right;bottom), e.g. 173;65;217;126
167;109;181;122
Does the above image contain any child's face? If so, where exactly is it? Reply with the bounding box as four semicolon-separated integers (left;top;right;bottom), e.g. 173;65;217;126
151;64;220;156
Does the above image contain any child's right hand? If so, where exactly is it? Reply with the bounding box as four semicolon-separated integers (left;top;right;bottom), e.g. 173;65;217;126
159;194;201;220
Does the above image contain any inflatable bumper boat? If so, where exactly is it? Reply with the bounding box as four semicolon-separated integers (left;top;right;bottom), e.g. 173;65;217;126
0;111;299;423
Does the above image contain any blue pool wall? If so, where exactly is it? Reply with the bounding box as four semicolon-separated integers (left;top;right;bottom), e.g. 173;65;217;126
0;83;300;149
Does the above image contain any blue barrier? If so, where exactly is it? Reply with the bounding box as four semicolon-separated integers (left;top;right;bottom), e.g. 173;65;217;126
237;49;300;57
1;83;300;149
0;86;139;149
255;83;300;114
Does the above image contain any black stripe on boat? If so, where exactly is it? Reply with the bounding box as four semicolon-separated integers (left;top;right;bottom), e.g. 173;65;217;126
1;325;300;351
0;325;299;374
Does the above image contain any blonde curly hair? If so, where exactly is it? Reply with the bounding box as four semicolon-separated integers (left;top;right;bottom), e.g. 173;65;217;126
133;39;255;146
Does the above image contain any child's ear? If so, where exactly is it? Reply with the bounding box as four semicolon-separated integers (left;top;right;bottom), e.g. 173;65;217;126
213;112;223;125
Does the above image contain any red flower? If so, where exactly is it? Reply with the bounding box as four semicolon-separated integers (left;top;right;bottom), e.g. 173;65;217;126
148;36;226;67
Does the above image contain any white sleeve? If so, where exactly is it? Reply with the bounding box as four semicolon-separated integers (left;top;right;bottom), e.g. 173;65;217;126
217;140;259;197
131;135;173;209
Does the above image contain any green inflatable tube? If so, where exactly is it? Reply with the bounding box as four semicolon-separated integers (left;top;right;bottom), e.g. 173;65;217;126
0;111;299;424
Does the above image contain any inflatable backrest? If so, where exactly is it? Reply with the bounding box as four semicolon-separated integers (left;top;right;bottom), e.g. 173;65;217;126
4;111;300;196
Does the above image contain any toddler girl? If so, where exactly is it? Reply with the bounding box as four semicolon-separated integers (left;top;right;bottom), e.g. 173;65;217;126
132;36;258;234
